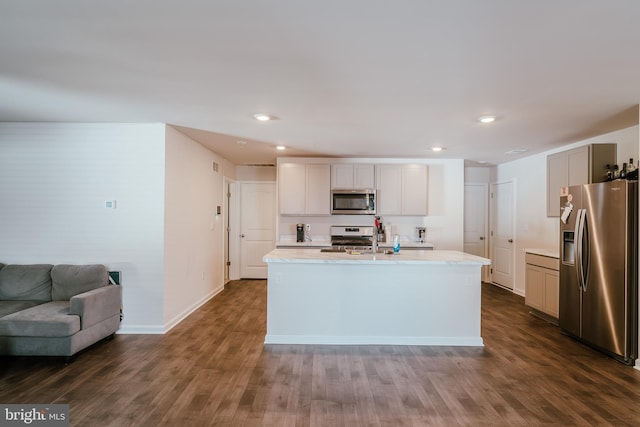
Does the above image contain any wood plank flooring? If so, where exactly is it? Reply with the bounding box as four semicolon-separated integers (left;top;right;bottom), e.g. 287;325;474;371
1;280;640;426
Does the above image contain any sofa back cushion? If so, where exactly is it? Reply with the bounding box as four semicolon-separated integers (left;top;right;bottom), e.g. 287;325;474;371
51;264;109;300
0;264;54;302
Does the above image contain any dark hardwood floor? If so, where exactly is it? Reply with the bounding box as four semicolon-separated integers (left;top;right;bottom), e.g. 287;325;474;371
1;280;640;426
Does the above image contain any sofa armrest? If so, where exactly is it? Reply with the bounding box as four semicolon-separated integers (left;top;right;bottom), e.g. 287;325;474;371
69;285;121;329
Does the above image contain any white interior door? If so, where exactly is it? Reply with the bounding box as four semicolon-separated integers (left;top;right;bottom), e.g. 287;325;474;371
491;181;514;289
240;182;276;279
464;183;489;280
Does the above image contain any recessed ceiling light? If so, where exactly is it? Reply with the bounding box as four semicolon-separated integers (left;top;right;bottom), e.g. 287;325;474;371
276;145;286;151
479;116;496;124
254;113;276;121
431;146;444;152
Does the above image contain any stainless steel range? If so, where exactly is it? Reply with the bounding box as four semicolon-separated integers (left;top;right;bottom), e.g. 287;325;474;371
321;226;374;252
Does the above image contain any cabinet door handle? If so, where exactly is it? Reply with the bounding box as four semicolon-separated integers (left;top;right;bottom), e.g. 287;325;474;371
479;237;484;240
241;234;246;238
508;238;513;243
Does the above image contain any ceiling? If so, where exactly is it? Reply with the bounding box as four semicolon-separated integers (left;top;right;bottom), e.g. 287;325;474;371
1;1;639;166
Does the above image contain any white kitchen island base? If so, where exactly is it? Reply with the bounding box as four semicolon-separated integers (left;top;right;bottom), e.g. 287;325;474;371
263;249;490;346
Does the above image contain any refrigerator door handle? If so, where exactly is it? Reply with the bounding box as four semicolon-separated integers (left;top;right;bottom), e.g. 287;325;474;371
575;208;586;291
582;210;590;291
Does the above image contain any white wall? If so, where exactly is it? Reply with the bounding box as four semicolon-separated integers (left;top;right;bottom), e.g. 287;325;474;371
236;165;276;181
277;158;465;250
163;126;229;330
0;123;167;331
465;166;493;184
496;125;639;295
0;123;237;334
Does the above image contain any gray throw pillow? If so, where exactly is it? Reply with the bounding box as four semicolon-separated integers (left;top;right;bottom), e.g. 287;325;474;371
0;264;54;302
51;264;109;301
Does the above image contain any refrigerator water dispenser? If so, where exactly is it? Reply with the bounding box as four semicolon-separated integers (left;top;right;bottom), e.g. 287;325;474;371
562;231;574;265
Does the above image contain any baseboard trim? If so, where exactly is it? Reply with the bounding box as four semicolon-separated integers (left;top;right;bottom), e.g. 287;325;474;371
117;284;225;335
264;335;484;346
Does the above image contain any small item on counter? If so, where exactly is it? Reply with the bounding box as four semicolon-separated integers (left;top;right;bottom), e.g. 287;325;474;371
627;158;638;180
393;234;401;253
604;164;613;181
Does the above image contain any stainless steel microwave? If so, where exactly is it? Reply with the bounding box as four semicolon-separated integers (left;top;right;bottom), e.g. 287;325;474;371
331;189;376;215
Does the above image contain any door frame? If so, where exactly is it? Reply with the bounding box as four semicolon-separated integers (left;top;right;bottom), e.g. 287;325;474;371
224;178;240;282
464;182;490;282
489;179;516;290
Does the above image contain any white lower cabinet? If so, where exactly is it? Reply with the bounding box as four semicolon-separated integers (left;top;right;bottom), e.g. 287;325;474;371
525;253;559;319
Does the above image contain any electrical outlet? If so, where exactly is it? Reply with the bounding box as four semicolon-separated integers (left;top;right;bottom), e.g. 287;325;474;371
305;224;311;232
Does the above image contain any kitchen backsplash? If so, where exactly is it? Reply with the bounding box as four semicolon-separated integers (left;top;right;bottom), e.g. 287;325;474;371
279;215;433;244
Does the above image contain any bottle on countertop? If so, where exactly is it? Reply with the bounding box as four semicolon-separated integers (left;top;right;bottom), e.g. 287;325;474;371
620;163;627;180
613;164;620;180
604;164;613;181
393;234;401;254
627;158;638;180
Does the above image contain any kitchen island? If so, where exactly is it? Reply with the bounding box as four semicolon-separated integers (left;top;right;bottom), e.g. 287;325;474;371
263;248;491;346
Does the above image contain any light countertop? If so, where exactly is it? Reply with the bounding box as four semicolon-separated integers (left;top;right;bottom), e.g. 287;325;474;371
524;248;559;258
264;248;490;265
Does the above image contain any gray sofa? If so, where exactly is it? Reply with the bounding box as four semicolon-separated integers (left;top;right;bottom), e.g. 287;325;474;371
0;263;121;357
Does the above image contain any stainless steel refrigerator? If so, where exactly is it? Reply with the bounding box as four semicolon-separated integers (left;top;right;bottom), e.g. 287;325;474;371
559;180;638;364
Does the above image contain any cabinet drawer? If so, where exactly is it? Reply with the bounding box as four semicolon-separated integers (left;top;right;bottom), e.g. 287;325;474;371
525;253;559;270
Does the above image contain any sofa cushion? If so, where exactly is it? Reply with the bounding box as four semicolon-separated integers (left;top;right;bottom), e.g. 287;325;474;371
0;301;80;337
0;264;53;302
0;301;42;318
51;264;108;301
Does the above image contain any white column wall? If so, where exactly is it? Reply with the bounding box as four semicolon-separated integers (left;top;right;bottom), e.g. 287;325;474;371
163;126;229;330
0;123;167;332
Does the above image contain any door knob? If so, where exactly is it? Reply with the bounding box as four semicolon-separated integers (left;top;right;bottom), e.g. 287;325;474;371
241;234;246;238
479;237;484;240
508;239;513;243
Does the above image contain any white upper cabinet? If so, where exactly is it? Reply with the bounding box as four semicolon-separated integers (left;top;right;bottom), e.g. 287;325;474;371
375;164;427;215
278;163;306;215
279;163;330;215
331;164;375;189
546;144;616;217
375;165;402;215
306;164;331;215
401;164;428;215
